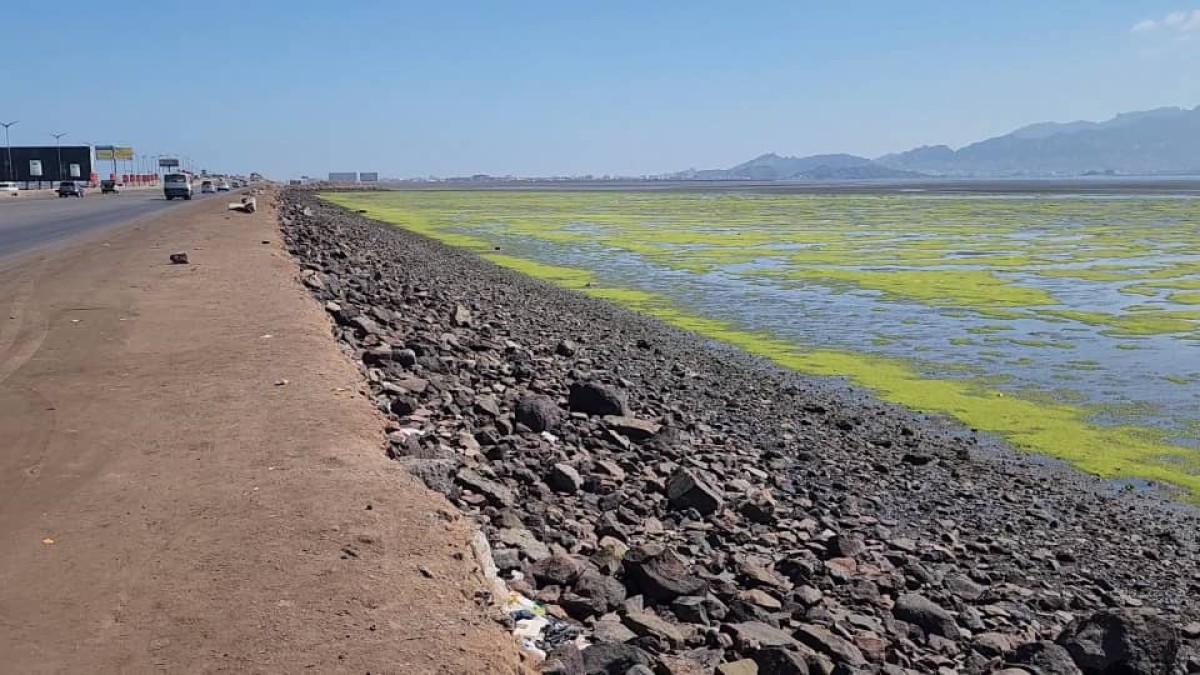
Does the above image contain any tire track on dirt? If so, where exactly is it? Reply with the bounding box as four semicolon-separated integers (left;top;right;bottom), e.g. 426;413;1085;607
0;260;50;386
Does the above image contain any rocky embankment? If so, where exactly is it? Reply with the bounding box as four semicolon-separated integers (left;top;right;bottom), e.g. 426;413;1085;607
279;190;1200;675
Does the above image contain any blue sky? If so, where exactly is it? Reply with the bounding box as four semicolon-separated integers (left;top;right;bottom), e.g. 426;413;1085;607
5;1;1198;178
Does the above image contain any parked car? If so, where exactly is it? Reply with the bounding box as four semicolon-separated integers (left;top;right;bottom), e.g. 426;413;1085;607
201;180;215;194
58;181;85;198
217;181;231;192
0;181;18;196
100;180;120;194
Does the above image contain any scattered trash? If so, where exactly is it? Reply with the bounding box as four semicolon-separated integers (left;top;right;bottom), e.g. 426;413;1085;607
70;319;80;324
260;334;273;339
42;538;54;546
169;252;189;265
228;196;257;213
503;590;584;658
274;378;289;386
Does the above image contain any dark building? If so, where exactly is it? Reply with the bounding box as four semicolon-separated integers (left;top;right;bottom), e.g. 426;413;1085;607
1;146;95;183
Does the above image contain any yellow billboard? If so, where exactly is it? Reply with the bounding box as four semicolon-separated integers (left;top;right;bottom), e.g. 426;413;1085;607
95;145;134;160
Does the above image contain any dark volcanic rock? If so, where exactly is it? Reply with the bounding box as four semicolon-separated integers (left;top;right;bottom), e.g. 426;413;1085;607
724;621;800;651
752;647;811;675
556;339;579;357
1009;641;1083;675
548;463;584;494
624;546;707;602
565;569;626;617
1057;609;1179;675
794;623;866;668
602;415;661;441
529;554;585;586
666;468;723;515
581;642;652;674
515;394;563;432
455;468;514;507
568;381;628;417
894;593;961;639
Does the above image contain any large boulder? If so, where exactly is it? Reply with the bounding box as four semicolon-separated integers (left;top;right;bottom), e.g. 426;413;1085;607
893;593;960;639
561;569;627;618
1056;609;1179;675
568;381;629;416
528;554;585;586
515;394;563;432
624;545;707;602
581;642;653;674
666;468;724;516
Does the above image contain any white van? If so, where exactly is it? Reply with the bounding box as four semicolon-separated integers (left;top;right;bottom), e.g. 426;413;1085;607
0;181;19;196
163;173;193;200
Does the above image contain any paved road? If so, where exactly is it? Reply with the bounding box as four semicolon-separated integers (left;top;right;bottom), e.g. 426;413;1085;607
0;190;220;260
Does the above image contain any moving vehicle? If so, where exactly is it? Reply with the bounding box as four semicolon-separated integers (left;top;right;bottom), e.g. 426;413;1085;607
100;180;120;194
163;173;193;200
0;181;18;196
201;180;215;194
217;181;231;192
58;181;85;198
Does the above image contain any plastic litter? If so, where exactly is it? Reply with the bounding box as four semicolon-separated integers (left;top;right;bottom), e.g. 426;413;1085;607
503;590;584;657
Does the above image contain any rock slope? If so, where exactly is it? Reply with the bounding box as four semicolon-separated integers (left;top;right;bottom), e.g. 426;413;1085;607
279;190;1200;674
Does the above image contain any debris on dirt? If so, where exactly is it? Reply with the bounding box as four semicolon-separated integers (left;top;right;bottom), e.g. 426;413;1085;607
229;197;257;213
169;252;189;265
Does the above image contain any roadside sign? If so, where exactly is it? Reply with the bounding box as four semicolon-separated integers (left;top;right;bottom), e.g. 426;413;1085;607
29;160;42;177
69;163;81;178
95;145;115;160
158;158;180;168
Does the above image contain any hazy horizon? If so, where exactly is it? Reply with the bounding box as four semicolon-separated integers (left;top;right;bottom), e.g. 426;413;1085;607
6;2;1199;178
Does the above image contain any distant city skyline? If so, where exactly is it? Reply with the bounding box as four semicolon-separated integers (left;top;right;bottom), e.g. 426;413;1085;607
4;1;1198;178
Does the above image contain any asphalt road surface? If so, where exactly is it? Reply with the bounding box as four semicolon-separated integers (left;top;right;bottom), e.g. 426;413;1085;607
0;190;217;260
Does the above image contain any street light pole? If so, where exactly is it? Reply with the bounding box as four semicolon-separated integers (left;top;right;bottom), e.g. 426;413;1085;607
51;132;66;184
1;121;17;182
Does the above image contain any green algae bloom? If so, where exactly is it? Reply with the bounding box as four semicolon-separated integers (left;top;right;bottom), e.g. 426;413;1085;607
321;190;1200;501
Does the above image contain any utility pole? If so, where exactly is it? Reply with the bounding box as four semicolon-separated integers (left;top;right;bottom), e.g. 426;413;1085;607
1;121;17;182
50;132;66;184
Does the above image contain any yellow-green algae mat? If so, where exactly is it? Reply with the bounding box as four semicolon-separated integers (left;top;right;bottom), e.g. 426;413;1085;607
322;190;1200;500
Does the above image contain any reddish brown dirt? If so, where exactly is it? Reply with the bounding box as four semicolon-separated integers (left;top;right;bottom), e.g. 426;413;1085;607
0;193;522;673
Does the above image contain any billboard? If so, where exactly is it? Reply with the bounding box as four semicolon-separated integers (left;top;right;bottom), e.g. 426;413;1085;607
159;157;180;168
95;145;134;160
69;163;81;178
359;172;379;182
2;146;94;182
328;172;357;182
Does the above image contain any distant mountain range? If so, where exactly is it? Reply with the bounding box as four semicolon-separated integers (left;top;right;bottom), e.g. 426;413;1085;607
675;105;1200;179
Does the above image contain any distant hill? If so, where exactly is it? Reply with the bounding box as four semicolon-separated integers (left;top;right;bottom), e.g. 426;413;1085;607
677;105;1200;180
675;153;924;180
876;105;1200;176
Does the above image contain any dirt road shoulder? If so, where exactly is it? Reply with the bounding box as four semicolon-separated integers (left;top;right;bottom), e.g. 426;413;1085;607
0;191;520;673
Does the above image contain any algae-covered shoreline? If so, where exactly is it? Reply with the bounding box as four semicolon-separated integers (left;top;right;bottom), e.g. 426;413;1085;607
321;189;1200;498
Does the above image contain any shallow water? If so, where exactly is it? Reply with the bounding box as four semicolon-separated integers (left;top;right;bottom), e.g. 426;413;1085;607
323;190;1200;495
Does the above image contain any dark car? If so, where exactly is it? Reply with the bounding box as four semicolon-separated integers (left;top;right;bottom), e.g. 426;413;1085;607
58;181;85;198
100;180;120;194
